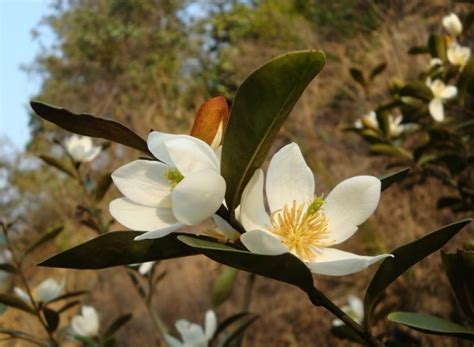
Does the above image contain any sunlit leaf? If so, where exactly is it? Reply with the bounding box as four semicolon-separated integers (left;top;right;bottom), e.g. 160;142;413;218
39;232;200;269
388;312;474;341
0;294;35;315
30;102;151;155
364;218;472;329
222;50;326;214
38;155;75;177
212;266;238;306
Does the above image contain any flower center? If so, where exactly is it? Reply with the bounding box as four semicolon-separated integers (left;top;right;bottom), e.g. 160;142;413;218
267;197;334;261
166;169;184;188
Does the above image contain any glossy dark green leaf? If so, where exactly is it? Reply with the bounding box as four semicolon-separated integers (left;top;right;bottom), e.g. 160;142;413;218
388;312;474;341
441;250;474;320
30;101;151;155
379;168;410;191
428;34;447;61
24;225;64;258
42;307;59;332
38;155;75;177
364;218;472;329
39;232;199;269
370;62;387;80
222;50;325;214
212;266;238;306
0;263;18;274
178;236;315;294
408;46;429;55
0;294;34;315
104;313;132;338
349;68;367;87
94;171;113;201
0;328;48;346
399;81;433;101
217;315;259;347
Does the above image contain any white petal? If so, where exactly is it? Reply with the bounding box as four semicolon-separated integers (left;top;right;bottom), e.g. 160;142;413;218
147;131;184;165
175;320;206;344
112;160;172;206
307;248;392;276
138;261;155;275
266;143;315;213
164;335;184;347
347;295;364;320
37;278;63;302
441;86;458;100
212;215;240;241
14;287;31;303
171;170;225;225
323;176;381;244
109;197;179;232
204;310;217;339
240;169;269;232
240;230;288;255
82;145;101;162
165;137;219;176
429;98;445;122
134;224;184;241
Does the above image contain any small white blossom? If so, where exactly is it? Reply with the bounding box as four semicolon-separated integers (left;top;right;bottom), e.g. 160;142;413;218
354;111;407;137
164;310;217;347
71;306;100;338
429;58;443;68
37;278;64;302
240;143;392;276
332;295;364;327
447;42;471;69
14;287;31;303
442;13;463;37
65;135;101;163
0;249;12;284
426;78;458;122
138;261;155;275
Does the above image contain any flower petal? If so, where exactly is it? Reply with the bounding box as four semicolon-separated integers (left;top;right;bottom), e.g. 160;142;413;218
165;137;219;176
204;310;217;339
307;247;392;276
109;197;179;233
175;320;206;345
212;215;240;241
240;169;269;232
83;145;101;162
147;131;183;165
240;230;288;255
323;176;381;244
164;335;184;347
134;224;184;241
171;169;225;225
347;295;364;320
266;143;315;213
429;98;445;122
111;160;172;206
441;85;457;100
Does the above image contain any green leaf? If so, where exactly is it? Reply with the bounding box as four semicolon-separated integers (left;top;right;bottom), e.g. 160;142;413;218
58;300;80;313
370;144;413;161
213;312;251;340
387;312;474;341
349;68;367;87
42;307;59;332
428;34;447;61
399;81;433;101
38;155;75;177
441;250;474;320
408;46;429;55
39;232;199;269
24;225;64;258
457;58;474;103
45;290;87;304
0;263;18;274
212;266;238;306
331;325;366;344
0;328;48;346
104;313;132;338
222;50;325;214
370;62;387;80
30;101;151;156
375;112;390;137
217;315;259;347
177;236;315;294
379;168;410;192
94;171;113;201
0;294;35;315
364;218;472;329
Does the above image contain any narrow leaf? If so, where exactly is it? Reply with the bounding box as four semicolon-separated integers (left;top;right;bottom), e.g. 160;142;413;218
349;68;367;87
370;144;413;161
38;155;75;177
388;312;474;341
0;328;48;346
94;171;113;201
30;102;151;155
428;34;447;61
104;313;133;338
39;232;199;269
42;307;59;332
0;294;35;314
46;290;87;304
364;219;472;329
370;62;387;80
222;50;325;213
379;168;410;191
24;225;64;258
213;312;251;340
58;300;80;313
408;46;429;55
212;266;239;306
218;315;259;347
0;263;18;274
399;81;433;101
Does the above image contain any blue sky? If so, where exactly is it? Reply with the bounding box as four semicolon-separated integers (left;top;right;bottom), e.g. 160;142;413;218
1;0;53;150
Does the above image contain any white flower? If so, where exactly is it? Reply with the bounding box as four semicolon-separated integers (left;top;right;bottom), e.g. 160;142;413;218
239;143;393;276
37;278;64;302
14;287;31;303
447;42;471;69
354;111;406;137
388;115;406;137
164;310;217;347
65;135;101;163
0;249;12;283
138;261;155;275
109;131;226;241
426;78;458;122
332;295;364;327
442;13;463;37
71;306;100;338
429;58;443;68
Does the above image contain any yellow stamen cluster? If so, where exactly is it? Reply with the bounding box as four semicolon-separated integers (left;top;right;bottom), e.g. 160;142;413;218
268;200;333;261
166;170;184;187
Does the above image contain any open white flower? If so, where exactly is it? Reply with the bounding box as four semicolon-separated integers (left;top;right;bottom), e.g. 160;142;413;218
240;143;392;276
426;78;458;122
65;135;101;163
37;278;64;302
109;131;226;241
164;310;217;347
71;306;100;338
442;13;463;37
447;42;471;69
332;295;364;327
354;111;406;137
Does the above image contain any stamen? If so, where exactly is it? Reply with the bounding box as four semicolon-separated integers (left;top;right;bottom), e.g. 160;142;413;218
165;170;184;188
268;200;333;261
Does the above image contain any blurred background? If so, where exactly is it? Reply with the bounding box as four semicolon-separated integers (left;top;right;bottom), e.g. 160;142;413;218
0;0;473;346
